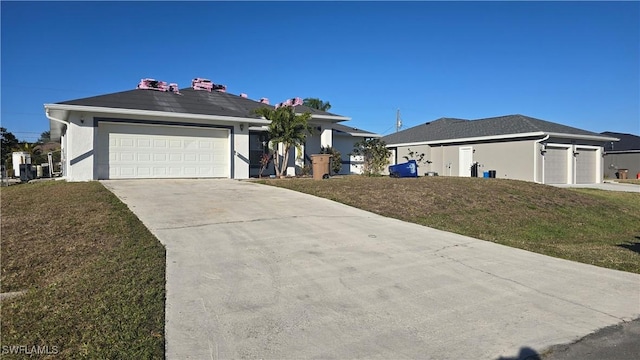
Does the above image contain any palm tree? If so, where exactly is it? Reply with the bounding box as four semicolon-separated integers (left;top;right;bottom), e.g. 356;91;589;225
255;106;312;177
303;98;331;112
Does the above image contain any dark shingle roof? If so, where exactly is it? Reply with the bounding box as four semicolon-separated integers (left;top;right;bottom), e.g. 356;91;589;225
292;104;342;117
58;88;344;119
602;132;640;152
382;114;609;144
332;123;380;137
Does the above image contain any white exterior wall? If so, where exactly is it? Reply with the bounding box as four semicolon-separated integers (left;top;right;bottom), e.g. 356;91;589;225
320;126;332;147
66;113;97;181
399;139;537;180
233;123;249;179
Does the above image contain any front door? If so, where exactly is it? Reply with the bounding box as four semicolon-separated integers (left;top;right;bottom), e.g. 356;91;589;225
459;147;473;177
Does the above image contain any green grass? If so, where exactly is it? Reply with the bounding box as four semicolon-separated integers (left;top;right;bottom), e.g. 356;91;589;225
259;176;640;274
1;181;165;358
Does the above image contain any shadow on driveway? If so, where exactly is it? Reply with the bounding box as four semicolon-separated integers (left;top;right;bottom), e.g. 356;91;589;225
497;346;541;360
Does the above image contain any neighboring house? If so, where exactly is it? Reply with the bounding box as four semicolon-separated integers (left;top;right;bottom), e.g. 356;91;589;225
44;79;378;181
319;123;380;174
382;114;618;184
601;131;640;179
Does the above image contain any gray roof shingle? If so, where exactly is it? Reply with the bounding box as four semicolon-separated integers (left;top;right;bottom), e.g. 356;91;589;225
58;88;343;119
602;132;640;152
382;114;610;144
332;123;380;137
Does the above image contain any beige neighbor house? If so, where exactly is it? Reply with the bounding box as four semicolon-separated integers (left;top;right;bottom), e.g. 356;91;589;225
382;114;619;184
601;131;640;180
44;79;379;181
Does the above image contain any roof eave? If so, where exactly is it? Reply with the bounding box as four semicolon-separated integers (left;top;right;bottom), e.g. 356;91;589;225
545;132;619;142
335;130;381;138
45;107;69;141
304;113;351;121
44;103;271;125
385;132;546;147
604;150;640;154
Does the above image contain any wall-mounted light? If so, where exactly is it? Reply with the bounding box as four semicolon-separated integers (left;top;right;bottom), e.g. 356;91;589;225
573;151;580;157
80;115;85;124
239;123;245;131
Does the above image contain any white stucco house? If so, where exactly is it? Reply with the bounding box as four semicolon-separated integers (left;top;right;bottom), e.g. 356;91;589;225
45;79;379;181
382;115;619;184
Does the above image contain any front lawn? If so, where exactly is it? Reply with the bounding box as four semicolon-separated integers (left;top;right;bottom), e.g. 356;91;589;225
1;181;165;358
617;179;640;185
260;176;640;274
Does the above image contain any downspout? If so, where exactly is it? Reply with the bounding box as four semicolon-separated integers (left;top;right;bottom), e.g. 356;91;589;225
534;134;550;183
441;144;444;176
45;109;68;126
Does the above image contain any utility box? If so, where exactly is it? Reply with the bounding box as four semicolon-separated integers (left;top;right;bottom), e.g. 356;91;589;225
12;152;31;178
311;154;331;180
19;164;35;182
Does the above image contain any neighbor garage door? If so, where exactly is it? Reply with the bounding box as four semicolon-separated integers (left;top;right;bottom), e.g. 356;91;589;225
575;148;597;184
544;146;568;184
97;122;229;179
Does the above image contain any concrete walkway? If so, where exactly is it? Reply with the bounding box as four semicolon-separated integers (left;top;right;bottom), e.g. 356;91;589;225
102;179;640;360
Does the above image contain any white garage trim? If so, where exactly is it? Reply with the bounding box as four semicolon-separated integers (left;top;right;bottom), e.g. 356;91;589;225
97;121;231;179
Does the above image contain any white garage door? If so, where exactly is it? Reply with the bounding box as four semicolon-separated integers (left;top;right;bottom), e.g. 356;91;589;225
97;122;229;179
544;146;568;184
575;148;597;184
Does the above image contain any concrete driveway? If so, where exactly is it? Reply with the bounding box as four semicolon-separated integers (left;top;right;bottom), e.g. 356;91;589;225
102;179;640;360
552;182;639;193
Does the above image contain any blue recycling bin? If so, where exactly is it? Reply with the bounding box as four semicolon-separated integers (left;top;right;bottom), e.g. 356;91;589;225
483;171;490;178
389;160;418;178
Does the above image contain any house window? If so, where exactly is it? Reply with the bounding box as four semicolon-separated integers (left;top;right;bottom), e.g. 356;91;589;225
249;132;268;169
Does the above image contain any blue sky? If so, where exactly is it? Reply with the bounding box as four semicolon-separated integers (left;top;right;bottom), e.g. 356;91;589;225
2;1;638;142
